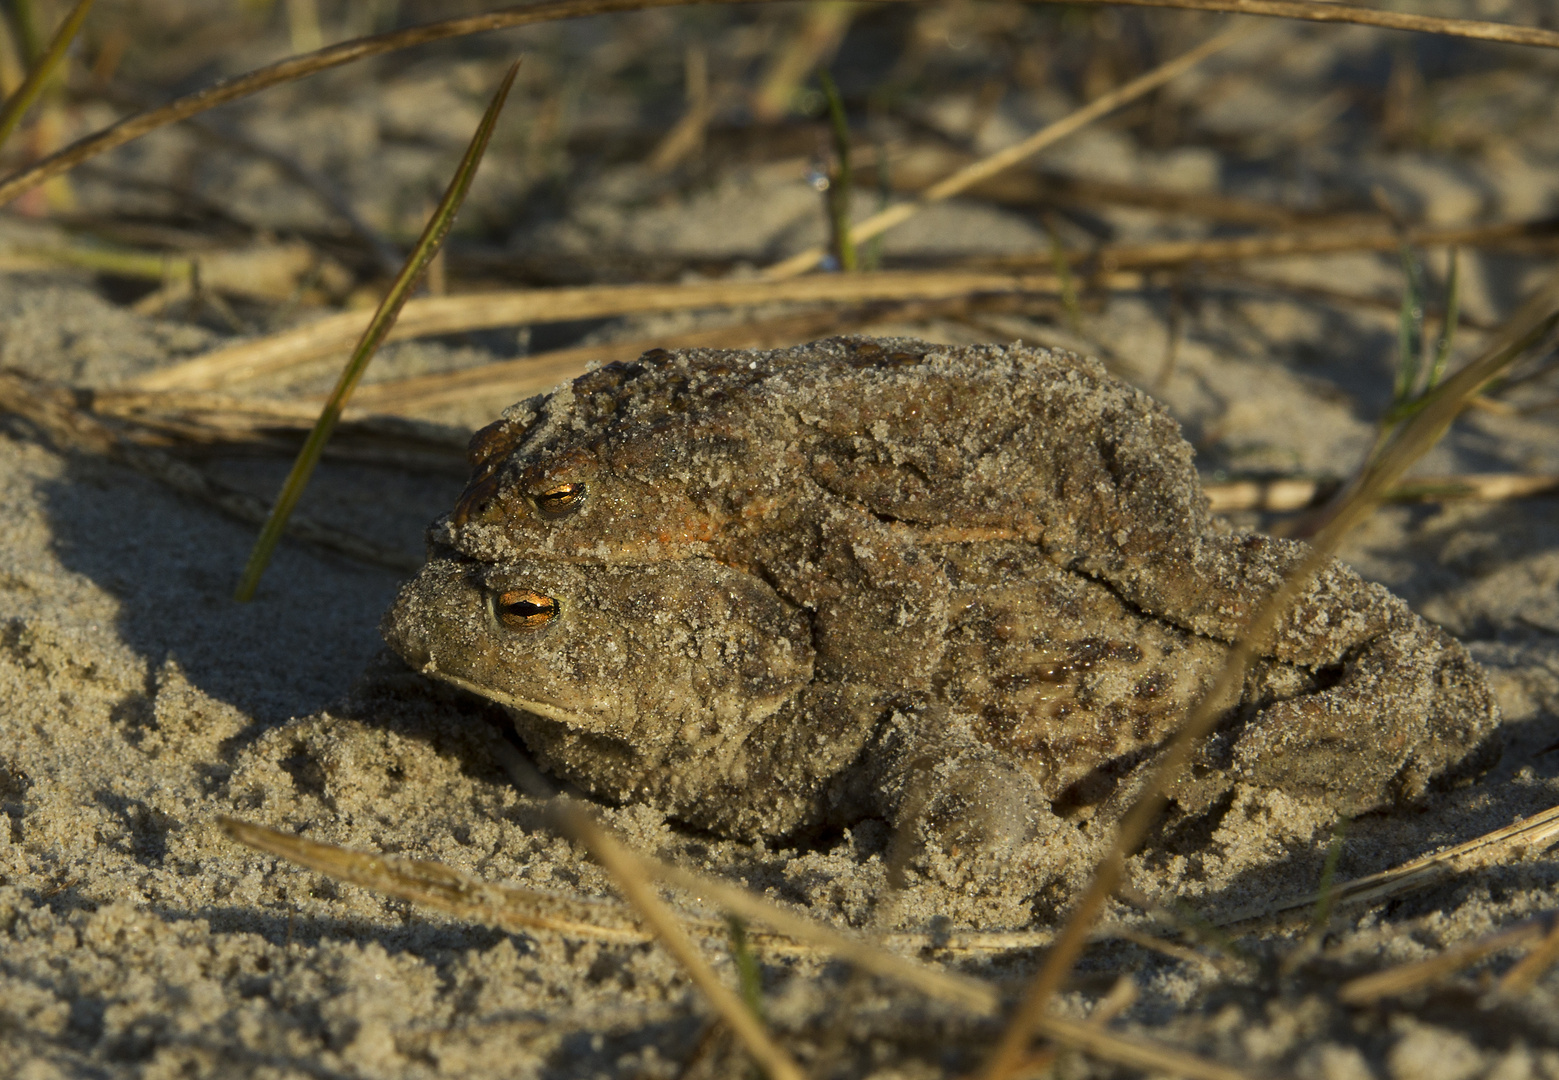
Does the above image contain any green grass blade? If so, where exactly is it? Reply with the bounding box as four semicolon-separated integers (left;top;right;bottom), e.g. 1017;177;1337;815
1393;244;1425;405
234;58;520;602
1309;817;1349;934
818;69;856;272
1427;246;1462;392
1045;213;1083;333
726;915;767;1022
0;0;94;152
2;0;44;64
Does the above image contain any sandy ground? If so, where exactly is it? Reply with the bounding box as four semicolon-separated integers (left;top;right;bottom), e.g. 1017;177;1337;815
3;5;1559;1078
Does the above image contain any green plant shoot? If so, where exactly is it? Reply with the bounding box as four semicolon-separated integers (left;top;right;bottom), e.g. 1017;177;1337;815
818;68;856;272
0;0;94;152
234;58;520;602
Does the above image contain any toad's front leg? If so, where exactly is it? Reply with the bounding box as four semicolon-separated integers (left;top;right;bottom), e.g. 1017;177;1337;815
867;705;1064;884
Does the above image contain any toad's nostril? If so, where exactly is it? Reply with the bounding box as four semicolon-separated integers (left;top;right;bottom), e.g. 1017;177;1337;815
381;596;432;669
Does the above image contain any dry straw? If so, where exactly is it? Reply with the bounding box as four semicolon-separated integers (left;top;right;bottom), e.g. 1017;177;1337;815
0;371;419;570
560;808;809;1080
979;264;1559;1079
761;21;1253;279
2;0;1559;213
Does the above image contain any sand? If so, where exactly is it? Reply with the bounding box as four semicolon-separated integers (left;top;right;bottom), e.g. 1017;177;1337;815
3;7;1559;1078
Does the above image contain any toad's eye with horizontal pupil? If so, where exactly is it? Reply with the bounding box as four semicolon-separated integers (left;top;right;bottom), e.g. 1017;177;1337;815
534;483;585;518
496;590;559;630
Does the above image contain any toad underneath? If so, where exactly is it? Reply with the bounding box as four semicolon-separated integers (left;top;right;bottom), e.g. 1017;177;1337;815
383;338;1498;863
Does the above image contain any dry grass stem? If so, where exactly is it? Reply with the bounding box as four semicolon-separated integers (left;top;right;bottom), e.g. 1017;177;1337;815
89;389;323;422
1100;926;1230;976
606;831;1002;1015
762;23;1252;280
984;263;1559;1080
341;297;1005;414
124;220;1549;397
982;217;1559;274
1023;1013;1253;1080
1203;473;1559;512
1063;0;1559;49
646;43;709;172
217;817;652;943
0;370;419;571
130;270;1131;392
1337;915;1557;1005
81;389;469;472
1223;802;1559;927
217;812;1033;977
885;152;1354;227
751;0;856;121
558;807;809;1080
1496;915;1559;995
220;812;1252;1080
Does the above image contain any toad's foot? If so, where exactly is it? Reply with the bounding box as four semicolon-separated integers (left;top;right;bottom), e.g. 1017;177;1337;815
1230;610;1499;813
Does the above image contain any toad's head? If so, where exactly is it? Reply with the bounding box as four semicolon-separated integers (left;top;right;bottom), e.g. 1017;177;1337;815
382;550;814;750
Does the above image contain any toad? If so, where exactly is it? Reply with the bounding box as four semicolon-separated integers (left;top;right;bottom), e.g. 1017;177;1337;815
383;338;1498;853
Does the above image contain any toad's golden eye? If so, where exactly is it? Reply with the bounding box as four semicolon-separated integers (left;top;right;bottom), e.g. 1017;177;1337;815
534;483;585;519
495;590;559;630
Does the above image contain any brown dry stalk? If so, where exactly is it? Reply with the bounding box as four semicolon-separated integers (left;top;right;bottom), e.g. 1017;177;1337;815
558;808;809;1080
1025;1014;1252;1080
1220;802;1559;927
218;817;652;942
1337;915;1557;1005
0;370;419;571
1102;926;1228;976
129;270;1129;392
125;212;1551;397
1496;915;1559;995
985;217;1559;273
343;308;877;414
220;813;1252;1079
1203;473;1559;513
606;828;1001;1015
3;0;1558;211
342;296;1000;414
762;22;1252;280
1066;0;1559;48
981;270;1559;1080
885;149;1356;227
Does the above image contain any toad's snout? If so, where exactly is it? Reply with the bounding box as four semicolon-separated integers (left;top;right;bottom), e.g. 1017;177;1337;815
380;558;483;677
381;577;435;672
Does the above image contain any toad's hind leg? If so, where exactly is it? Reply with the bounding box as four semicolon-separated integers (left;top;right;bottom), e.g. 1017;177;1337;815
1230;609;1499;813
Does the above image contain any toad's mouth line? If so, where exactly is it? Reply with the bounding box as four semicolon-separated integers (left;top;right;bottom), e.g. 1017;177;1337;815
419;661;591;729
